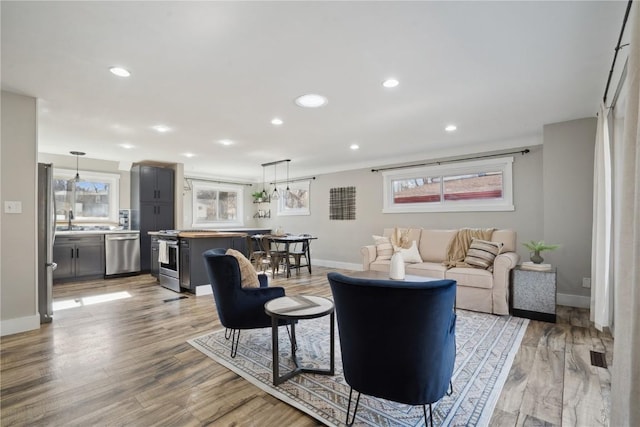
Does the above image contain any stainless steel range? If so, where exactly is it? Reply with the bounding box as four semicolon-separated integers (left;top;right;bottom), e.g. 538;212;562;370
157;230;181;292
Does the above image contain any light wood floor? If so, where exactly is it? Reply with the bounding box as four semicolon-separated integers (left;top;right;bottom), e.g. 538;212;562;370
0;268;611;426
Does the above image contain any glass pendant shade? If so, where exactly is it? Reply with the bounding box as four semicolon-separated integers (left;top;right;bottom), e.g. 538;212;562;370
70;151;85;182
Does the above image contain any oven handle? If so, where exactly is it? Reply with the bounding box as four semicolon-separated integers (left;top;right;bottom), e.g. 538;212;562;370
158;239;179;247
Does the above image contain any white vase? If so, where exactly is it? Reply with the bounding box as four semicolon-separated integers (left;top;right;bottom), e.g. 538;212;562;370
389;252;405;280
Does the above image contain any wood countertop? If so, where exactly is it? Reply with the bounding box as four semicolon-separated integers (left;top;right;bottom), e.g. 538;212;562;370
177;231;247;239
148;231;248;238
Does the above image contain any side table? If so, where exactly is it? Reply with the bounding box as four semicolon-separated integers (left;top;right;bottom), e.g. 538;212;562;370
511;266;557;323
264;295;335;385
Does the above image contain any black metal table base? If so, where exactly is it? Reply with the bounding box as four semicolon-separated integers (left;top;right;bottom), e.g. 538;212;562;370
271;313;335;386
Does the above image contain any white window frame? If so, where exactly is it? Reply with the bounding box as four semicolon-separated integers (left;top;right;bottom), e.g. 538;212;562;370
382;157;514;213
191;181;244;228
54;168;120;222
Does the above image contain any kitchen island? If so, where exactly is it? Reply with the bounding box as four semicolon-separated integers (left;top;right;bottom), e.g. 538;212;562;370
150;228;270;293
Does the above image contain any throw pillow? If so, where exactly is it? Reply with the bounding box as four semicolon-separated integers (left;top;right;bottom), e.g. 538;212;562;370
464;239;503;270
394;240;423;263
372;235;393;260
226;248;260;288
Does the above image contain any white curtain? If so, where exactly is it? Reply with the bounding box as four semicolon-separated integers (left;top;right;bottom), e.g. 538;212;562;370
611;2;640;425
590;103;612;331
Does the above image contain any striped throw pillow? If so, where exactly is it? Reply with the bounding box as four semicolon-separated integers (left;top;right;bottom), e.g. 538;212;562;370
372;235;393;260
464;239;503;270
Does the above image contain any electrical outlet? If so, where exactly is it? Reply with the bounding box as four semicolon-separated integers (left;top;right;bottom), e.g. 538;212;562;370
4;201;22;214
582;277;591;288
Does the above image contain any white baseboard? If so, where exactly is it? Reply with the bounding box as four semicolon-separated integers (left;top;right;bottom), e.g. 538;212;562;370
557;293;590;308
312;259;362;271
195;285;213;296
0;314;40;337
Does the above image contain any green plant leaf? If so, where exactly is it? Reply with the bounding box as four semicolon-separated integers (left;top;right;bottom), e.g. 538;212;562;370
522;240;561;252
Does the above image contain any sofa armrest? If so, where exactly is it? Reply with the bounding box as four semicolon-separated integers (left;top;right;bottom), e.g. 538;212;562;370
361;245;377;271
492;251;520;315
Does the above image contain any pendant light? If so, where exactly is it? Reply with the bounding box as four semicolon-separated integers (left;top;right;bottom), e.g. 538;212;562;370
261;165;268;200
70;151;85;182
285;160;290;197
271;163;279;200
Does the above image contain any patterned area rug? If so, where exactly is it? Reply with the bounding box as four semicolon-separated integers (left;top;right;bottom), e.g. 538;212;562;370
189;309;528;427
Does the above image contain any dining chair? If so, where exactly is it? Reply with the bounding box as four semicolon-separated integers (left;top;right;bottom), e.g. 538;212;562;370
288;240;310;275
246;235;265;270
260;236;286;276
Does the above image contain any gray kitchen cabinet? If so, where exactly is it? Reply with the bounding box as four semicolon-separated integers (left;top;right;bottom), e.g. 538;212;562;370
150;235;160;278
53;235;105;282
131;164;175;272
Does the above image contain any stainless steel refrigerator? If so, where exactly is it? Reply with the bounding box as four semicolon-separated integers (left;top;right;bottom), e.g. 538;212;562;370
37;163;57;323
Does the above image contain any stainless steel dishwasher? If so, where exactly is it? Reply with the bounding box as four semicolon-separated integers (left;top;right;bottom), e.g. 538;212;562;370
105;233;140;276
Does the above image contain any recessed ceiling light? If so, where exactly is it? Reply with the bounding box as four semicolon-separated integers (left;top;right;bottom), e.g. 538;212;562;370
295;94;328;108
152;125;171;133
382;78;399;88
182;152;196;158
119;143;134;149
109;67;131;77
350;144;360;150
445;124;457;132
219;139;233;146
271;118;283;125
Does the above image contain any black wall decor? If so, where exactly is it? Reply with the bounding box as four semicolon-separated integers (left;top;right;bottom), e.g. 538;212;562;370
329;186;356;220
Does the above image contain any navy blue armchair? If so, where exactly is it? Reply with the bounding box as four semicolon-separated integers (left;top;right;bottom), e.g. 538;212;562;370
203;248;289;357
327;272;457;427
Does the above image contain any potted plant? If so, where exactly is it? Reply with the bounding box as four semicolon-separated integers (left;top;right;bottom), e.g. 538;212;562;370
522;240;560;264
252;191;265;203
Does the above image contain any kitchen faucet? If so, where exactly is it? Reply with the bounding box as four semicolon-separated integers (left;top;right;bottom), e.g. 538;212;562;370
68;210;74;229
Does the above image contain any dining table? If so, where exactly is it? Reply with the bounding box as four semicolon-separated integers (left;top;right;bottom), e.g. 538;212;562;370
252;234;317;278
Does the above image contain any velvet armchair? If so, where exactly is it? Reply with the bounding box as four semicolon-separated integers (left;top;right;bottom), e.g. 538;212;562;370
202;248;289;357
327;272;457;427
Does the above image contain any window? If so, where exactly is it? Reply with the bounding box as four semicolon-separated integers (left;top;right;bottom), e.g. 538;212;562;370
54;169;120;222
382;157;514;213
191;181;244;227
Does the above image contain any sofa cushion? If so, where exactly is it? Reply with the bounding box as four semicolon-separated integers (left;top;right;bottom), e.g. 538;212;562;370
372;235;393;260
225;248;259;288
445;267;493;289
394;240;422;263
491;229;516;253
405;262;448;279
418;229;457;262
370;259;391;273
464;239;503;270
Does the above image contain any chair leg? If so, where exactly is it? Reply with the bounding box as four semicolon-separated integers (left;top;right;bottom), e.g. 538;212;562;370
447;380;453;396
230;329;241;358
345;387;361;426
224;328;232;340
423;403;434;427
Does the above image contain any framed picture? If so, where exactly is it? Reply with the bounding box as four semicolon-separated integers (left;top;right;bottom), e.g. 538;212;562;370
277;180;310;216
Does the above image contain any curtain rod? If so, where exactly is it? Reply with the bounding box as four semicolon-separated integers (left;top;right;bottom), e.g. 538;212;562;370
370;149;530;173
269;176;316;185
261;159;291;167
184;177;253;187
603;0;633;105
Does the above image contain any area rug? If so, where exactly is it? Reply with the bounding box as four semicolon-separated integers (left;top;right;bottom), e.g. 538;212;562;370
188;309;528;427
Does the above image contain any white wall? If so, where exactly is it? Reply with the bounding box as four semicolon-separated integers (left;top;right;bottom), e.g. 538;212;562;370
37;152;131;210
254;144;545;269
1;91;39;335
543;118;597;307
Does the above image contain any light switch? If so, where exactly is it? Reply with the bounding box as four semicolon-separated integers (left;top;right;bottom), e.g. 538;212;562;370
4;201;23;214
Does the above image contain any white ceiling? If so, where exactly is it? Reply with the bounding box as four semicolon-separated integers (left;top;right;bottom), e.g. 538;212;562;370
1;1;627;182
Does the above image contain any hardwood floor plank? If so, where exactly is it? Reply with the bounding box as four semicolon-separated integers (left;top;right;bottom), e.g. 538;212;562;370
0;270;611;426
518;346;565;425
561;344;608;426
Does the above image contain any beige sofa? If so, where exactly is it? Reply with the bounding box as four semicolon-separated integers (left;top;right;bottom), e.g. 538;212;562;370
361;228;519;315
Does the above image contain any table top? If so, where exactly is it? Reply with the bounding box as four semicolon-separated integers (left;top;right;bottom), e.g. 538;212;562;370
265;295;333;319
347;270;441;283
253;234;317;242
